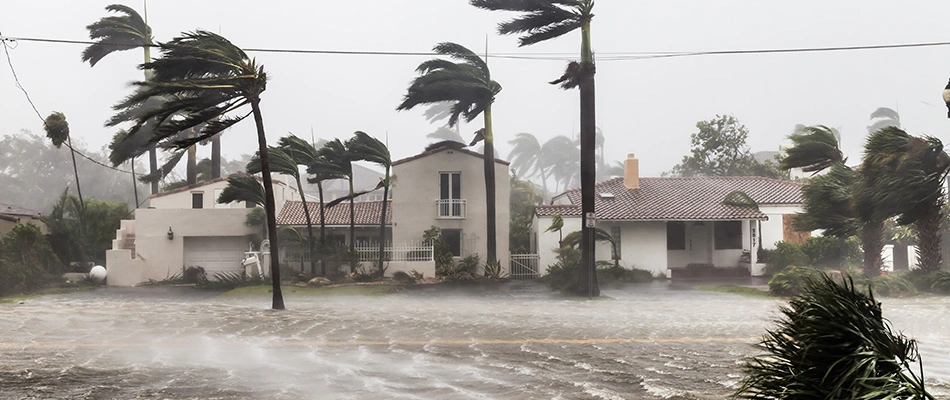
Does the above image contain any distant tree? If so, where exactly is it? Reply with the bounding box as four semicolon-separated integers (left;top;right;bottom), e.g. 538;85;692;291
43;191;130;265
0;223;61;295
671;115;783;179
867;107;901;134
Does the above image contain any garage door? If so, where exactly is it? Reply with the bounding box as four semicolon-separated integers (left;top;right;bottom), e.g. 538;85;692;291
183;236;247;276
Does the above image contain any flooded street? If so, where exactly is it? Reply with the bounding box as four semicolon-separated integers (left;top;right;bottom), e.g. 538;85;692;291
2;281;948;399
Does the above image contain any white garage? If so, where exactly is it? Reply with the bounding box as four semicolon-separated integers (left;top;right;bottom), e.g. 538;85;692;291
183;236;248;277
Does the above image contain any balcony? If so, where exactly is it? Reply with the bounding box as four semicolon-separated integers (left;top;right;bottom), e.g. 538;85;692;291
435;199;466;219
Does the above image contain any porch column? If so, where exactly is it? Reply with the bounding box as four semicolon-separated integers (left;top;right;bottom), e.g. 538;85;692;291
749;220;758;265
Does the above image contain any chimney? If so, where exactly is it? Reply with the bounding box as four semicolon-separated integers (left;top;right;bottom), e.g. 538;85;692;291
623;153;639;189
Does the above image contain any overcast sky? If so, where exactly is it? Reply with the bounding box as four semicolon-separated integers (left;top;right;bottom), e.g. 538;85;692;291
3;1;950;178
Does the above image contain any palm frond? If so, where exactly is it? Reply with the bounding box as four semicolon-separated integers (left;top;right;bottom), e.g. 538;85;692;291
247;147;300;178
347;131;391;167
470;0;588;46
218;174;265;207
137;148;186;184
82;4;151;67
781;125;844;173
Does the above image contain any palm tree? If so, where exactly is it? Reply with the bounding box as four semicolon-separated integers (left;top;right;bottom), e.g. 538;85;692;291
509;132;551;196
247;146;318;275
277;135;326;275
862;127;950;273
397;42;503;266
472;0;599;296
546;213;564;247
867;107;901;134
781;125;884;276
318;138;357;262
348;131;392;276
109;31;284;309
545;135;580;193
84;3;162;195
44;112;83;208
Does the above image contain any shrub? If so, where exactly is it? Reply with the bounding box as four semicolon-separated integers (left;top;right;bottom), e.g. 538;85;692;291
597;262;653;283
736;273;932;398
866;274;917;298
765;242;809;275
423;226;455;277
392;270;415;284
457;254;480;276
483;260;506;279
183;266;206;283
542;246;580;292
0;223;61;295
768;265;823;296
905;270;950;294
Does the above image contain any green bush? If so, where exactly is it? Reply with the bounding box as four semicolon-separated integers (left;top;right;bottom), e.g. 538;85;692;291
457;254;480;276
766;242;809;275
0;223;62;295
542;246;580;292
43;193;130;265
768;265;823;296
597;262;653;283
423;226;455;277
483;260;506;279
392;270;415;284
866;274;917;298
905;270;950;294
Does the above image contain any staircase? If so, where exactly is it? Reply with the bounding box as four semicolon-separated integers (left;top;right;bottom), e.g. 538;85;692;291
111;220;137;259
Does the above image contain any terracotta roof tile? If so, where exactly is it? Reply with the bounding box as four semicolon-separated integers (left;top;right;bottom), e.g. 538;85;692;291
277;200;391;226
393;141;510;166
537;177;803;221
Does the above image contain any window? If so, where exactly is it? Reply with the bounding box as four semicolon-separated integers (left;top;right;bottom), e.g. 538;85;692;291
245;201;255;209
438;172;463;218
442;229;462;257
714;221;743;250
667;222;686;250
192;192;203;209
610;226;622;260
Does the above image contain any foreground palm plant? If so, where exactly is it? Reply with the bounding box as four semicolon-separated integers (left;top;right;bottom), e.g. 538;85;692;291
397;42;502;266
472;0;598;296
735;273;934;399
110;31;284;309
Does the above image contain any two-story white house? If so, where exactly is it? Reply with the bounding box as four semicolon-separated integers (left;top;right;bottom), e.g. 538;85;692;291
106;174;299;286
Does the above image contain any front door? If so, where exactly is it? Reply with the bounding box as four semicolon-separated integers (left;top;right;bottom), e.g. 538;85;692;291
688;222;711;265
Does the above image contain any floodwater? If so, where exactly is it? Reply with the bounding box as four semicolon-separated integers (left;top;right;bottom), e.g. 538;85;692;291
1;281;948;399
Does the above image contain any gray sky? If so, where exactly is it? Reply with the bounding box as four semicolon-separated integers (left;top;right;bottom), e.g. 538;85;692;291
2;1;950;178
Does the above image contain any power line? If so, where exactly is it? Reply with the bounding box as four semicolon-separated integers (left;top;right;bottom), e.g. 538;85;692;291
4;34;950;61
1;31;133;175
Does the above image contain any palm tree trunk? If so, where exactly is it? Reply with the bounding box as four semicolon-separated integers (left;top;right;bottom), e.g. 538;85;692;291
914;201;943;272
249;97;284;310
349;177;356;273
378;166;390;276
318;181;326;276
538;163;549;202
186;142;197;185
483;105;497;267
294;176;316;276
577;20;599;297
861;220;884;277
131;157;139;207
67;136;84;209
149;149;159;194
211;135;221;179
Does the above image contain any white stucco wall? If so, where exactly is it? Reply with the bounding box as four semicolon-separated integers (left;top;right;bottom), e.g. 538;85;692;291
758;205;803;249
149;178;296;214
599;221;668;277
106;208;256;286
391;149;510;272
535;215;582;274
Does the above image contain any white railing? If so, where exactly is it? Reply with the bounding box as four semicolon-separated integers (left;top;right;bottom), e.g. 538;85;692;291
435;199;466;219
510;254;540;279
354;241;434;262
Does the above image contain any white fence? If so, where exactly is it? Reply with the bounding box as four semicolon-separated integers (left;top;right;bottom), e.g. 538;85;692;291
354;241;433;262
510;254;540;279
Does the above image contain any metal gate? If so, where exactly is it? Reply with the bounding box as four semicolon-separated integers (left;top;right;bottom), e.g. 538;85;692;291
510;254;540;279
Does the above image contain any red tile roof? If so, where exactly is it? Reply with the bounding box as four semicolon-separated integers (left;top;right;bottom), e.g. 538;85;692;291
393;141;510;166
536;177;803;221
277;200;391;226
0;202;42;218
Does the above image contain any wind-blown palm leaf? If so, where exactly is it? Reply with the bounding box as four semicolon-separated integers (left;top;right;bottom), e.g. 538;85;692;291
736;273;934;399
561;228;614;249
508;132;543;179
247;147;299;179
217;175;265;207
781;125;844;173
793;164;859;237
470;0;587;46
82;4;152;67
135;148;185;184
545;214;564;233
278;135;319;166
348;131;391;167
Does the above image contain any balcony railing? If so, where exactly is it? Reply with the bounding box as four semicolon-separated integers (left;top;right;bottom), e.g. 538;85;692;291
435;199;466;219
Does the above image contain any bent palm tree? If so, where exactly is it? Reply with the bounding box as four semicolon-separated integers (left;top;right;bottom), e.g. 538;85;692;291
472;0;599;296
781;125;883;275
110;31;284;309
348;131;392;276
319;138;357;265
44;112;83;208
278;135;325;275
397;42;503;266
84;3;161;195
863;127;950;273
509;132;551;196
